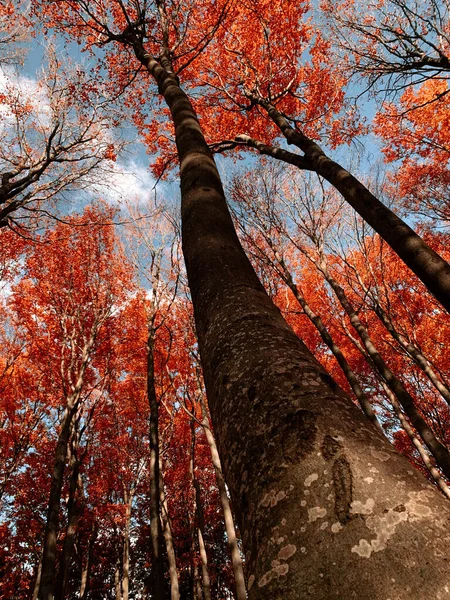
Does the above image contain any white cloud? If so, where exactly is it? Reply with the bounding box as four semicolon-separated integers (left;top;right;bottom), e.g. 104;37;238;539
95;159;157;206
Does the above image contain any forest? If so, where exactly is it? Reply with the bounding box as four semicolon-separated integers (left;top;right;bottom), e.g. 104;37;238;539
1;0;450;599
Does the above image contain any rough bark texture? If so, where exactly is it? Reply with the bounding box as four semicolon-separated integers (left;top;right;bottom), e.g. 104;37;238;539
131;44;450;600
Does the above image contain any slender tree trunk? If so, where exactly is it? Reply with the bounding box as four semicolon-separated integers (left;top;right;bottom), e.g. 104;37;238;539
122;499;132;600
316;256;450;479
373;301;450;405
130;40;450;599
239;95;450;314
147;324;166;600
198;392;247;600
32;555;43;600
338;325;450;497
160;472;180;600
55;454;81;600
79;521;97;600
115;559;122;600
190;418;211;600
39;335;97;600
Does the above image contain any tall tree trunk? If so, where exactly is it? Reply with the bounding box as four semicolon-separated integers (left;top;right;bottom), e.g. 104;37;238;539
55;453;81;600
32;555;43;600
39;405;75;600
198;392;247;600
122;498;132;600
339;324;450;498
147;323;166;600
348;261;450;407
190;418;211;600
373;299;450;406
159;465;180;600
115;558;122;600
39;335;97;600
379;380;450;499
79;521;97;600
130;40;450;600
239;95;450;314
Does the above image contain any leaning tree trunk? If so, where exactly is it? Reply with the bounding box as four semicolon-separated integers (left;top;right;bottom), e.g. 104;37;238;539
198;390;247;600
130;39;450;600
190;418;212;600
236;112;450;315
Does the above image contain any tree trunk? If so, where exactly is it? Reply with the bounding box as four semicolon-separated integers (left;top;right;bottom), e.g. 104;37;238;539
277;254;382;432
240;96;450;314
55;454;81;600
190;418;211;600
122;499;132;600
32;555;43;600
147;324;166;600
79;521;97;600
39;405;75;600
131;42;450;600
160;472;180;600
115;559;122;600
199;393;247;600
379;380;450;499
373;301;450;406
316;257;450;479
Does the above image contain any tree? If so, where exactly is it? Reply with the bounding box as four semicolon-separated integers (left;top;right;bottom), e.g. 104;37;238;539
0;44;121;233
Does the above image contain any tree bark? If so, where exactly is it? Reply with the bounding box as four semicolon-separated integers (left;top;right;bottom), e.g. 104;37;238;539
190;418;211;600
276;253;382;432
32;555;43;600
39;334;97;600
115;559;122;600
129;41;450;600
147;324;166;600
122;497;132;600
379;380;450;499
